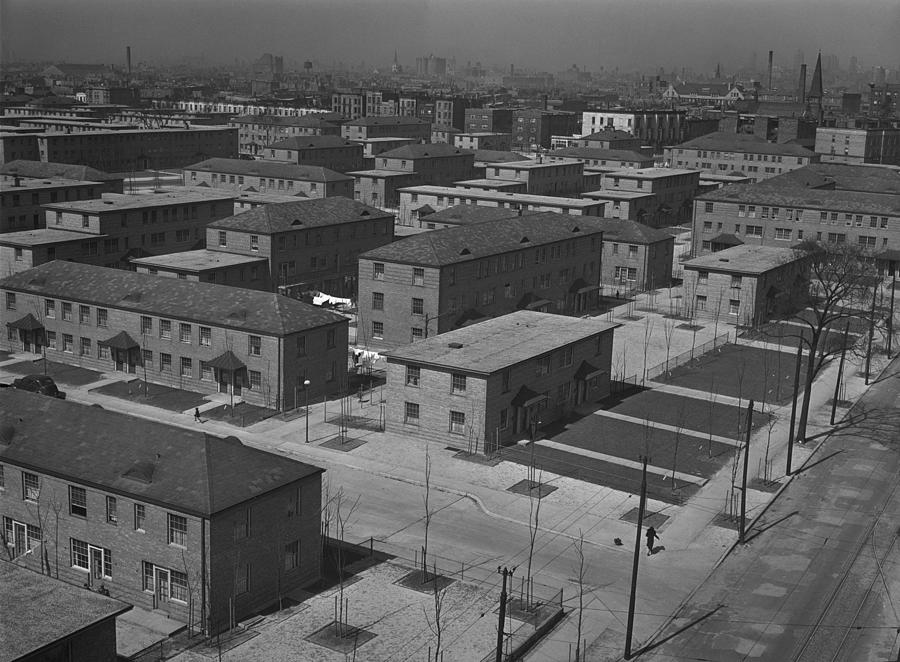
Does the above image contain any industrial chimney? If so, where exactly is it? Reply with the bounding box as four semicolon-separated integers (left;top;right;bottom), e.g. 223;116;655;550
126;46;132;77
799;64;807;105
767;51;774;90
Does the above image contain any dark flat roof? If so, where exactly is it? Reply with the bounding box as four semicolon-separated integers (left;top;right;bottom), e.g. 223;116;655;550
185;158;352;182
0;389;323;517
0;563;131;662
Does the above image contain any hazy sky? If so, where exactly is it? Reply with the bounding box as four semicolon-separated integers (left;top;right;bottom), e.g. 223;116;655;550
2;0;899;73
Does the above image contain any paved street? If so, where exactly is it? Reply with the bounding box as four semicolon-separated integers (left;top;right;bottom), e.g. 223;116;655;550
638;357;900;662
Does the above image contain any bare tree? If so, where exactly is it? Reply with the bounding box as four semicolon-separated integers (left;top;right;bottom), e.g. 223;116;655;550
573;531;587;662
525;469;543;609
422;441;433;582
788;241;878;442
424;562;446;662
640;316;655;385
661;317;677;376
321;481;360;636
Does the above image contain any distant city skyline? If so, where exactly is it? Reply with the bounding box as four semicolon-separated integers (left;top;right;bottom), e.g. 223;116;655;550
1;0;899;75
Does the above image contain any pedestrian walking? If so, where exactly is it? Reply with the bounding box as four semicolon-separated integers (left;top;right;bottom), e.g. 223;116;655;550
646;526;660;556
194;407;202;423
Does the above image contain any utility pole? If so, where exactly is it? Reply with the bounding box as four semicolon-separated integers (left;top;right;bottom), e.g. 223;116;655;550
624;455;649;660
888;275;896;357
739;400;754;544
787;340;803;472
865;285;878;385
496;566;514;662
830;323;850;425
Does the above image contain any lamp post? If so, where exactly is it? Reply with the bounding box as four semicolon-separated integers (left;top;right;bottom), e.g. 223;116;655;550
304;379;311;443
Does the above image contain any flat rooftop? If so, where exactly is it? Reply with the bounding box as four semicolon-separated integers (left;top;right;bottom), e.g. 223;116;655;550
398;185;607;208
605;167;698;179
494;159;582;169
0;177;100;191
0;562;131;662
131;249;267;271
582;189;656;200
684;245;800;274
43;190;237;212
0;228;105;246
385;310;619;374
454;178;524;189
699;173;754;183
347;169;418;177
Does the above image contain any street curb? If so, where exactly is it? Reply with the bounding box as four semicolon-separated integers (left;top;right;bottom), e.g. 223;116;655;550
626;352;896;660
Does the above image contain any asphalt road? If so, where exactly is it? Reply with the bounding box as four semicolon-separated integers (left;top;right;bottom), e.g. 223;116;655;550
638;358;900;662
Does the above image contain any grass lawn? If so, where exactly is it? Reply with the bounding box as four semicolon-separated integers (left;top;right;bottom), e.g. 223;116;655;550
91;378;209;412
604;389;771;439
503;444;699;505
741;321;861;350
654;344;805;406
203;402;274;427
3;359;103;387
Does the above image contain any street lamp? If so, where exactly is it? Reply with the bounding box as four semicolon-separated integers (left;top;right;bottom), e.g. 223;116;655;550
304;379;311;443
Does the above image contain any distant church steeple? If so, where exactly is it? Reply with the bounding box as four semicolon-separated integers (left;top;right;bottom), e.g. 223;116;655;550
806;52;824;123
715;62;721;79
391;49;401;73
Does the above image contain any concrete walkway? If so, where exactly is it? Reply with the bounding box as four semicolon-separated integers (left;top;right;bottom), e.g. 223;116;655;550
590;409;744;449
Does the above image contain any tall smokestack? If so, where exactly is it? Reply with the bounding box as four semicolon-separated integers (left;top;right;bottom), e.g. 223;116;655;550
799;63;807;105
126;46;132;77
767;51;774;90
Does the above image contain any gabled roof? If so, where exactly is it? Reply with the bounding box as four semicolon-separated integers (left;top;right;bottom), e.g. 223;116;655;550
549;147;654;162
378;143;472;160
419;204;522;225
0;261;347;336
473;149;528;163
697;180;900;215
674;133;816;157
268;135;358;150
229;114;339;128
599;218;674;245
209;197;392;234
0;390;323;517
361;212;607;266
185;157;352;182
0;159;122;183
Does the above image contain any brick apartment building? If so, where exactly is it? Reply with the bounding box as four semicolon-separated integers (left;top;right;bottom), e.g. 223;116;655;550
356;212;608;349
395;186;607;225
184;158;354;199
465;107;514;134
0;159;125;192
0;190;236;276
0;389;323;634
691;178;900;267
383;310;617;450
263;136;364;173
577;129;645;151
35;126;239;171
228;114;342;156
511;109;581;150
484;158;585;196
545;147;655;170
597;168;700;224
371;143;478;187
453;132;512;151
1;261;349;408
600;219;675;292
815;126;900;166
1;176;107;234
664;133;819;182
205;197;395;298
0;132;40;163
581;110;685;149
349;169;423;209
682;244;808;326
340;116;432;142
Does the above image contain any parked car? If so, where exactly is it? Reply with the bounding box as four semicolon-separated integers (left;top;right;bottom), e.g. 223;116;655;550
12;374;66;399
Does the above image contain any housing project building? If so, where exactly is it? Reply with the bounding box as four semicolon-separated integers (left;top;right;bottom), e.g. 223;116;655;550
357;213;609;349
1;261;349;409
383;310;617;451
682;244;808;327
0;389;323;635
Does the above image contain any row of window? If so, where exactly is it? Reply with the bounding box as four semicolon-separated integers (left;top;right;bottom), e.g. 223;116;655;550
695;295;741;316
14;469;187;545
2;186;94;207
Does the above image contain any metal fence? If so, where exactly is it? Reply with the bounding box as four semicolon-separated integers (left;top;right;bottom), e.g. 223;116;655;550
613;329;735;390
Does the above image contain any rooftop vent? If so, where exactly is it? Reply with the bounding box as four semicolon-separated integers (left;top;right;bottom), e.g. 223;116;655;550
447;342;464;349
571;226;581;232
718;258;730;262
122;459;155;484
459;248;471;255
291;219;303;225
520;236;530;243
227;308;249;321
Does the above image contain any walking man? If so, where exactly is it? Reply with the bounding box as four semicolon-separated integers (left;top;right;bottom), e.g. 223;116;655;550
194;407;202;423
646;526;660;556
